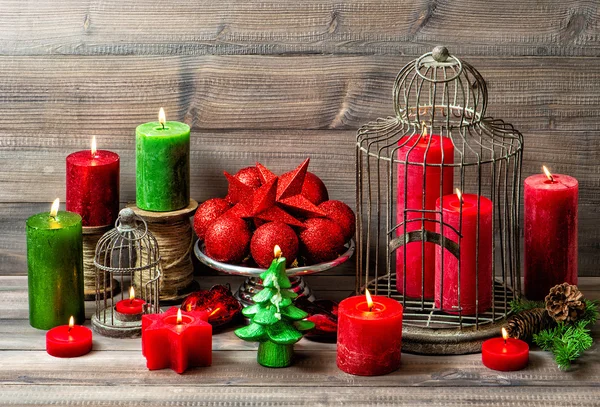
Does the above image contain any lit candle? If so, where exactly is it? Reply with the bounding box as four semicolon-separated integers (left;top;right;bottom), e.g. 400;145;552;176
435;189;493;315
136;108;190;212
46;316;93;358
524;166;578;300
336;289;403;376
482;327;529;371
27;199;84;330
115;287;146;316
396;125;454;299
142;307;212;374
66;136;120;226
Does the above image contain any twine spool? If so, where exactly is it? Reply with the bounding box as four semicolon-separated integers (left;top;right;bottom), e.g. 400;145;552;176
129;200;199;302
83;225;120;301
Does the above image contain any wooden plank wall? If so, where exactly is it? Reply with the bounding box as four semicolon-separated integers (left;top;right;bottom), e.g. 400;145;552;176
0;0;598;279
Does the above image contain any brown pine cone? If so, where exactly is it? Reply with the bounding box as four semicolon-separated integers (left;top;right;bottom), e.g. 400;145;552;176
545;283;585;323
503;308;555;343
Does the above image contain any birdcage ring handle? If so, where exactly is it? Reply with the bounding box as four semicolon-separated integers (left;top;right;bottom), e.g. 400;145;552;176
414;46;463;84
115;208;149;241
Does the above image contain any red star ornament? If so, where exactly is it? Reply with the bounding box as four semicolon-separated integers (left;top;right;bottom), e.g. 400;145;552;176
224;171;255;205
274;158;326;218
142;307;212;374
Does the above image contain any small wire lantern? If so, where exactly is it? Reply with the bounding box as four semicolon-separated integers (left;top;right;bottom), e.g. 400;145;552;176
356;46;523;354
91;208;161;338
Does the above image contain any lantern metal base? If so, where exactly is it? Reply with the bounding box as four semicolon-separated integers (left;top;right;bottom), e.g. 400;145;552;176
236;276;315;308
91;307;142;338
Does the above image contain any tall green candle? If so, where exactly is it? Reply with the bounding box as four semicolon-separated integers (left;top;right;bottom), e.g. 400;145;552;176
136;108;190;211
27;199;84;330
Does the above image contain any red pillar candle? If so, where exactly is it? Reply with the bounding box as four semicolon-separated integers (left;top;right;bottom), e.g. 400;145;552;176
66;137;120;226
46;316;92;358
115;287;146;315
435;190;493;315
142;307;212;374
337;290;403;376
482;328;529;371
396;132;454;299
524;166;578;300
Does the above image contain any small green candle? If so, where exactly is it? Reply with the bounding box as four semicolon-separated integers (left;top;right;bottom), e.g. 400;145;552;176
136;108;190;211
26;199;84;330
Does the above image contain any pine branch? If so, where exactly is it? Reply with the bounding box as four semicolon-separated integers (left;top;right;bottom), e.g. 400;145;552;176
510;298;545;314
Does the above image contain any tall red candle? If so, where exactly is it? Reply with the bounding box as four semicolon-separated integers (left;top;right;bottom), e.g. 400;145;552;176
524;167;578;300
66;137;119;227
435;191;492;315
46;316;92;358
482;328;529;371
396;132;454;299
337;291;403;376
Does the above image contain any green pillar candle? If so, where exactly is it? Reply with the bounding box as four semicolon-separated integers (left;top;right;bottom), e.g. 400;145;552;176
26;199;84;330
136;108;190;212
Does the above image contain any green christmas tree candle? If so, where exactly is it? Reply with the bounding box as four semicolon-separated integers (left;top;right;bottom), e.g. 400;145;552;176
136;108;190;212
26;199;84;330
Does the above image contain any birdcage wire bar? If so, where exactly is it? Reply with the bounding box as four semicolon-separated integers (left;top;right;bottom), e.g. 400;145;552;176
355;47;523;354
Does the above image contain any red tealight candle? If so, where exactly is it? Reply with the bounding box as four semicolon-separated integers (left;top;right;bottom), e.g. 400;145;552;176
142;307;212;374
115;287;146;315
482;328;529;371
46;316;93;358
524;166;578;300
66;137;120;227
337;290;403;376
435;189;493;315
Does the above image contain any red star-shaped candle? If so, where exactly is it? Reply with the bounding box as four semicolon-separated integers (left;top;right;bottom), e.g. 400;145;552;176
142;307;212;374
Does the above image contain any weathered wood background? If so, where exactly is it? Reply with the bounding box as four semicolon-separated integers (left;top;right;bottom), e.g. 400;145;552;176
1;0;599;282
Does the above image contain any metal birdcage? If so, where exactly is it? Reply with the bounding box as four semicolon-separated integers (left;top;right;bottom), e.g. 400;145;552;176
91;208;161;338
356;46;523;354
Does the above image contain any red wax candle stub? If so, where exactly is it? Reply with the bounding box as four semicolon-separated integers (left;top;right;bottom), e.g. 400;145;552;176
396;134;454;299
337;295;403;376
435;193;493;315
46;324;93;358
142;307;212;374
482;337;529;371
115;298;146;315
66;149;120;227
524;173;578;300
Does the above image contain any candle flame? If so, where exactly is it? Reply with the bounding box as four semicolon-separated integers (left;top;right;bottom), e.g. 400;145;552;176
502;327;509;341
365;289;373;311
68;316;74;329
91;136;97;156
158;107;166;128
50;198;60;218
542;165;554;182
421;121;428;138
209;307;221;317
455;188;463;202
176;308;183;325
274;245;282;259
129;286;135;301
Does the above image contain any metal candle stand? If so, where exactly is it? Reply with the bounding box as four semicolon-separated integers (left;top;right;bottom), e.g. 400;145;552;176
91;208;161;338
82;225;120;301
356;46;524;354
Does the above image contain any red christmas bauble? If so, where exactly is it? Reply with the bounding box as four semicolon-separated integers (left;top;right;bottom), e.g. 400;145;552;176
302;172;329;205
299;218;345;264
234;166;262;189
193;198;231;241
318;200;356;242
204;215;252;264
250;221;299;268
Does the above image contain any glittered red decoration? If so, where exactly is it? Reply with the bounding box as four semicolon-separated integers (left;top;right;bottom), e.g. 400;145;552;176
181;285;242;327
299;218;345;264
302;172;329;205
193;198;231;241
224;171;254;205
204;215;252;264
274;158;325;218
318;200;356;242
295;296;338;341
250;221;299;268
234;166;262;190
256;162;277;184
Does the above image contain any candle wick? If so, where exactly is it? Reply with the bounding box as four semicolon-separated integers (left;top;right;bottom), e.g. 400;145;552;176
68;326;72;333
161;122;165;130
549;174;555;182
369;305;373;312
504;338;507;345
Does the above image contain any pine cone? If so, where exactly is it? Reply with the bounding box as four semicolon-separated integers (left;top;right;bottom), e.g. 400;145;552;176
503;308;555;342
545;283;585;323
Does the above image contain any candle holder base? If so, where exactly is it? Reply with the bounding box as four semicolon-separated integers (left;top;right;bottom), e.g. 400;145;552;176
91;307;142;338
113;307;143;323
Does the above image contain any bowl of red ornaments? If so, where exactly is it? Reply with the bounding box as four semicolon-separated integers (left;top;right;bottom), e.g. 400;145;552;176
193;158;355;305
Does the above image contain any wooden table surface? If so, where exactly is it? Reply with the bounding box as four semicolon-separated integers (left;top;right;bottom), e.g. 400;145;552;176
1;275;599;406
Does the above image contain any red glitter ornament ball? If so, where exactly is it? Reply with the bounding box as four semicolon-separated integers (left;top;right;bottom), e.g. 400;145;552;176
250;221;299;268
204;215;252;264
302;172;329;205
193;198;231;241
299;218;345;264
318;200;356;242
234;166;262;190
